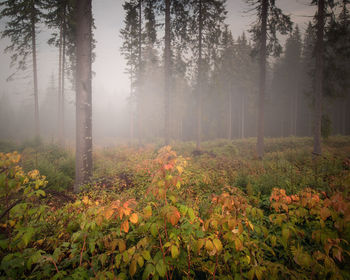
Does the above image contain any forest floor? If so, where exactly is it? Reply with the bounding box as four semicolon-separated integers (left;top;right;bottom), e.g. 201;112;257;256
0;136;350;279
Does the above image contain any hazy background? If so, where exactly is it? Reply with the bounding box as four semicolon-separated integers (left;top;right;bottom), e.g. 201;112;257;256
0;0;316;144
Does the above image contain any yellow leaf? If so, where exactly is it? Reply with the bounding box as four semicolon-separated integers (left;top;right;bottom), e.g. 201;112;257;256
129;213;138;224
213;239;223;253
143;205;152;219
129;260;137;276
121;220;129;233
171;245;180;258
82;196;89;205
205;240;214;251
176;166;183;174
118;239;126;253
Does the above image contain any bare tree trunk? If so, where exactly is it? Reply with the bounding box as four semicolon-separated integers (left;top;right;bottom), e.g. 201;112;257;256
241;93;245;139
75;0;92;192
58;23;63;142
60;14;66;146
137;0;143;144
129;71;134;144
31;0;40;138
313;0;325;156
257;0;268;158
196;0;203;150
164;0;171;145
228;91;232;140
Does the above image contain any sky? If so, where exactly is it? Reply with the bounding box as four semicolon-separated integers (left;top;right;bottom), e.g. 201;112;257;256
0;0;316;105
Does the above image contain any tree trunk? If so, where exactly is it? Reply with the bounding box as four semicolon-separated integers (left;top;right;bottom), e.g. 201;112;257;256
196;0;203;150
313;0;325;156
58;23;63;142
137;0;143;144
129;70;134;144
164;0;171;145
228;91;232;140
31;0;40;138
241;93;245;139
60;13;66;146
257;0;268;158
75;0;93;192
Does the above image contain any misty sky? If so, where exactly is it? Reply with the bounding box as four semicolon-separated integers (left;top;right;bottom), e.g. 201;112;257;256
0;0;315;105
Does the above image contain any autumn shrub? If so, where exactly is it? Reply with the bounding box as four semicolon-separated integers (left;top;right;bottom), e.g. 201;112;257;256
1;138;350;279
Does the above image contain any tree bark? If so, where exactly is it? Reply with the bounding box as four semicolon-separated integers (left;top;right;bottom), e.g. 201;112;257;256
241;93;245;139
228;91;232;140
313;0;325;156
60;11;66;146
137;0;143;143
58;23;63;142
257;0;268;158
164;0;171;145
31;0;40;138
196;0;203;150
75;0;93;192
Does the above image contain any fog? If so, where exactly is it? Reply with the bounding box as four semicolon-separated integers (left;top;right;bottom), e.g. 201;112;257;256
0;0;349;146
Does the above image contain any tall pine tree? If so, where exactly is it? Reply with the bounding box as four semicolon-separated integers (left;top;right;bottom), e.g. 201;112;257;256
0;0;44;138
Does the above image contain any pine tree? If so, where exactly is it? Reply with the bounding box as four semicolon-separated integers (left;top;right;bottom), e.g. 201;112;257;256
189;0;227;149
0;0;44;138
247;0;292;158
120;0;142;143
75;0;93;192
310;0;335;155
42;0;75;145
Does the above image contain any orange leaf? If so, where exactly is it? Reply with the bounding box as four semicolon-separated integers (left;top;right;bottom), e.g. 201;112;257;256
235;238;243;251
121;220;129;233
130;213;138;224
320;207;331;221
104;208;114;220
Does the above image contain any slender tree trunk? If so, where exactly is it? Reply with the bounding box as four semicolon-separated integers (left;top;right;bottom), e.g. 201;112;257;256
313;0;325;155
196;0;203;150
75;0;93;192
241;93;245;139
228;91;232;140
164;0;171;145
129;70;134;143
257;0;268;158
294;90;298;136
58;23;63;142
137;0;143;144
60;13;66;146
31;1;39;138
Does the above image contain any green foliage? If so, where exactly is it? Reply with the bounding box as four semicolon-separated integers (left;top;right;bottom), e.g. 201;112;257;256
1;137;350;279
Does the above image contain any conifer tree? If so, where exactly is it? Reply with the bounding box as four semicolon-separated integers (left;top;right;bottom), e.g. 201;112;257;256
75;0;93;191
0;0;44;138
189;0;227;149
247;0;292;158
42;0;75;145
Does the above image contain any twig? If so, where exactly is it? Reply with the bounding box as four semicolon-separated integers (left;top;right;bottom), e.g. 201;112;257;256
43;256;59;274
80;234;87;266
213;254;218;280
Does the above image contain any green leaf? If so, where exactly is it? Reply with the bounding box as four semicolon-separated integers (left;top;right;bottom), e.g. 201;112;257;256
171;245;179;258
213;239;223;252
141;250;151;261
150;223;158;238
142;263;155;280
156;259;166;278
22;227;35;247
188;208;195;222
